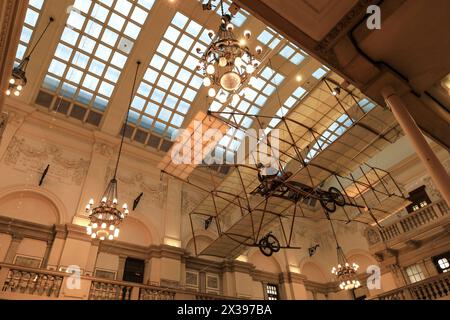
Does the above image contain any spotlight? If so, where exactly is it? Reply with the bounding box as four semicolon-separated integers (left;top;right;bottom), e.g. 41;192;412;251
332;86;341;96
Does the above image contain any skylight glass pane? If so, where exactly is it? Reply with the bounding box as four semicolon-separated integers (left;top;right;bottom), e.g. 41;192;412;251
267;87;308;133
312;67;328;80
14;0;46;65
41;0;155;118
210;66;285;161
306;112;354;162
129;12;211;141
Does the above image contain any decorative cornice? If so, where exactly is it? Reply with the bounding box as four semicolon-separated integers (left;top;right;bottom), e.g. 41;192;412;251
0;215;55;242
314;0;373;55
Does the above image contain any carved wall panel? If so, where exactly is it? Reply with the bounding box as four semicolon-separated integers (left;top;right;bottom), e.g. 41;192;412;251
2;136;89;186
104;167;166;211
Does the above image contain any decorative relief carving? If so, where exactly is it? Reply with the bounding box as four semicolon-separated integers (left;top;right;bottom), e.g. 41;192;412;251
364;228;381;246
181;184;206;216
3;136;89;185
314;0;371;53
105;167;166;209
0;112;8;141
93;142;114;158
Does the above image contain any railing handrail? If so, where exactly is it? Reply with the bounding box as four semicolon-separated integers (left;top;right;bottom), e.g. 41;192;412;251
367;200;449;245
374;271;450;300
0;262;238;300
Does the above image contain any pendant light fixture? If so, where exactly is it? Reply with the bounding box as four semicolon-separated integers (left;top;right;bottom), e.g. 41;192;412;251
6;17;54;97
85;61;142;241
328;215;361;291
197;0;262;98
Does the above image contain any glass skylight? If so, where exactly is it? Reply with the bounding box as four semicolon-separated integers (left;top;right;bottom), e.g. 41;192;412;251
358;98;376;113
306;113;353;162
312;66;329;80
14;0;46;66
42;0;155;118
128;12;211;140
208;66;285;162
278;44;306;65
265;86;307;135
257;27;283;50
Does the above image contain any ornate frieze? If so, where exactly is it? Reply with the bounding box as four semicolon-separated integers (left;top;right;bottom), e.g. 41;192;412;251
0;111;7;141
3;136;89;185
181;184;206;216
93;142;114;158
104;167;166;209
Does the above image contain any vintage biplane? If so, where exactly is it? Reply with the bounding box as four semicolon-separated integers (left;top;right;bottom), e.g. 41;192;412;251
158;75;409;259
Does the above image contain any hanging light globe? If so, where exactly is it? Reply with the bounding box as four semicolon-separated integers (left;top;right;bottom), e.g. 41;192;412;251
208;88;217;97
220;71;241;92
219;57;228;67
203;77;212;87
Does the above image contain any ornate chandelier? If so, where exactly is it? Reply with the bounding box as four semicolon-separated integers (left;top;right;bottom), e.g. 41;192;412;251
197;0;262;100
6;17;54;97
328;216;361;291
331;246;361;290
85;61;142;241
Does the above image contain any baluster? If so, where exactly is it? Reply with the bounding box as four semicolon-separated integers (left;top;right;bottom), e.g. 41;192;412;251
442;277;450;296
412;215;420;228
112;284;119;300
404;218;412;232
435;280;444;298
395;224;401;236
438;279;449;297
425;282;437;299
417;211;426;224
410;286;420;299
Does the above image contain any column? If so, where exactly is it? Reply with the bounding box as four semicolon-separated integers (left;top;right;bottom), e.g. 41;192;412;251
41;240;53;268
143;259;150;285
382;87;450;206
117;255;127;281
4;233;23;263
163;177;182;246
85;241;100;276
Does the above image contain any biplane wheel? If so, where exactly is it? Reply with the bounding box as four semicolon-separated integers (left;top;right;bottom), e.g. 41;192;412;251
266;234;281;253
320;198;337;213
258;238;274;257
329;187;346;207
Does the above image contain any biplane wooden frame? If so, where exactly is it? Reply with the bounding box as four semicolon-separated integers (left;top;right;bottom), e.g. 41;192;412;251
160;76;409;259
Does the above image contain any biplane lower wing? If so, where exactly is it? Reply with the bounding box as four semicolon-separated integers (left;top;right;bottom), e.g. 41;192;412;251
200;208;280;259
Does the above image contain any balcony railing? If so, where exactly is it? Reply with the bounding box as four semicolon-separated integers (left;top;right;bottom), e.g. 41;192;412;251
0;263;237;300
374;272;450;300
2;267;63;298
366;200;450;246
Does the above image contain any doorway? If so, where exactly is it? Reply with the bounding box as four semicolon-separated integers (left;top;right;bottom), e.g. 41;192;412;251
123;258;145;284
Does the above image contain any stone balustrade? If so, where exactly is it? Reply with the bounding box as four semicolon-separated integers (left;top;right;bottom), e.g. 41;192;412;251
374;272;450;300
1;266;63;298
0;263;235;300
365;200;450;246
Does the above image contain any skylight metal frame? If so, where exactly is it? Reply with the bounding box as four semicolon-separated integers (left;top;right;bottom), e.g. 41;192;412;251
207;65;285;163
126;11;212;147
15;0;47;66
40;0;155;125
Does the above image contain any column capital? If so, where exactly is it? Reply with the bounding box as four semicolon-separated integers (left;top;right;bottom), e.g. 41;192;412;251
381;86;397;100
11;232;24;241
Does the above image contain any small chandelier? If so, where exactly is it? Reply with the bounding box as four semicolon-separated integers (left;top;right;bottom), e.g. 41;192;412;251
328;216;361;291
331;246;361;290
197;0;263;100
6;17;54;97
85;61;142;241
